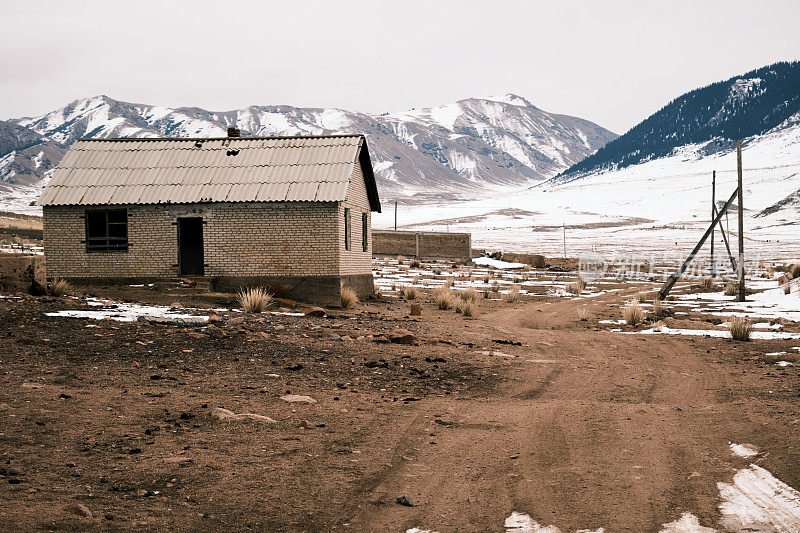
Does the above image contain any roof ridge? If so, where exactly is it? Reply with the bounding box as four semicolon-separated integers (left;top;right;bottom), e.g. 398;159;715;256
78;134;365;142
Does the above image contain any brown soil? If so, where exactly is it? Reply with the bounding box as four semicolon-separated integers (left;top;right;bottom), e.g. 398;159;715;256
1;284;799;532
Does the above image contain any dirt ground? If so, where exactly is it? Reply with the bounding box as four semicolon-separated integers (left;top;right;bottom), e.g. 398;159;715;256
1;278;799;531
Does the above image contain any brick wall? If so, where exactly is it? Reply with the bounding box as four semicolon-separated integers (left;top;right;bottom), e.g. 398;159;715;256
43;202;341;279
338;159;373;276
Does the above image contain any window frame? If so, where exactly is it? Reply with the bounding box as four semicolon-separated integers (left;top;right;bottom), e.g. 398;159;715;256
362;212;368;252
344;208;351;251
84;208;129;252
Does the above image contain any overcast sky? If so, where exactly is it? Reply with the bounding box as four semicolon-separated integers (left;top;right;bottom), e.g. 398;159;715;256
1;0;798;133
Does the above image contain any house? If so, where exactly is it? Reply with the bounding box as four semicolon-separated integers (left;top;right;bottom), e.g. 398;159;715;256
38;132;381;306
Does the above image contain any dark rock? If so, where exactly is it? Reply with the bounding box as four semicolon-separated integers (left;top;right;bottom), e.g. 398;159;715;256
305;307;326;318
27;280;46;296
395;495;414;507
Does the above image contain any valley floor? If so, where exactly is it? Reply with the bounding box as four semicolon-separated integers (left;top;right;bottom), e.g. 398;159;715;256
1;268;800;531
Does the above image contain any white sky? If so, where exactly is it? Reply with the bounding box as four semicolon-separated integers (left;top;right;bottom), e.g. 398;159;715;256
1;0;798;134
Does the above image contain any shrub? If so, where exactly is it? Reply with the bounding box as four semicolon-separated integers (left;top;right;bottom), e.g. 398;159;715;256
791;264;800;279
577;307;590;321
237;287;272;313
699;277;714;291
504;286;520;303
48;278;72;296
341;286;359;308
433;287;454;310
402;286;417;300
729;316;752;341
397;256;405;265
462;288;480;303
483;276;490;284
409;259;421;268
622;301;644;326
724;281;737;296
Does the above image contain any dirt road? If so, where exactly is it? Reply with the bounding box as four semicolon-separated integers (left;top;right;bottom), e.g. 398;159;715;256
1;288;799;531
344;296;800;532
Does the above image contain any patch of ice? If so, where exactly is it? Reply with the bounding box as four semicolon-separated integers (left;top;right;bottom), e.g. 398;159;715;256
729;443;759;459
717;464;800;532
777;361;794;367
658;512;716;533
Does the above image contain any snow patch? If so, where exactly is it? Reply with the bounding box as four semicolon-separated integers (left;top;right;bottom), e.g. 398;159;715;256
717;464;800;532
729;443;759;459
658;513;716;533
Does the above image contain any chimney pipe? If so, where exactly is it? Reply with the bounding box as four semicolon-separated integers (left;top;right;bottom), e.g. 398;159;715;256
227;127;240;138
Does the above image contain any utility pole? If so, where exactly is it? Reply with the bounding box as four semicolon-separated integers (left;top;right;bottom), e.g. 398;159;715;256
394;201;398;231
710;171;716;277
736;140;746;302
562;222;567;259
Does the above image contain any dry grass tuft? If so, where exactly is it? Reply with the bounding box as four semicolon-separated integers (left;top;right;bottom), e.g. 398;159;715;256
433;287;454;310
341;286;359;308
461;288;480;303
651;299;668;318
455;297;474;317
409;259;421;268
699;277;714;291
791;264;800;279
633;291;647;303
622;301;644;326
504;286;521;303
566;277;586;295
577;307;590;321
724;281;737;296
402;286;418;300
48;278;72;296
784;280;792;295
729;316;752;341
237;287;272;313
396;256;405;265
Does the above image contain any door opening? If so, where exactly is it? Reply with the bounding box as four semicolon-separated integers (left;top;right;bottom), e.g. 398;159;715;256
178;218;204;276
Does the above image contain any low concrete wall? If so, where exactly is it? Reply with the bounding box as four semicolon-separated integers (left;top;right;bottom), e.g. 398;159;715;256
373;230;471;261
499;252;547;268
0;254;46;291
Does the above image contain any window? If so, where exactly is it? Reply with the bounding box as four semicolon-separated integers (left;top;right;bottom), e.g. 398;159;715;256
344;208;351;250
362;212;368;252
85;208;128;251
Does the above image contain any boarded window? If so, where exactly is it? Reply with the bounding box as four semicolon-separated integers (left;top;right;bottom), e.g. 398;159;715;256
362;212;368;252
85;208;128;251
344;208;351;250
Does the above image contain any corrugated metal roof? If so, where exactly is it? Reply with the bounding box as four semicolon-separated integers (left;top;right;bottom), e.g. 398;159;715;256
39;134;378;208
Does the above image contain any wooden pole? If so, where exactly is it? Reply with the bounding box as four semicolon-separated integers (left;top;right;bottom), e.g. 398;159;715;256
394;201;398;231
737;140;745;301
562;222;567;259
710;171;716;277
657;187;739;300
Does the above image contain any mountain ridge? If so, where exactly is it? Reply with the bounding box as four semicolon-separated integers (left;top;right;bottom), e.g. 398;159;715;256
0;93;617;212
556;61;800;182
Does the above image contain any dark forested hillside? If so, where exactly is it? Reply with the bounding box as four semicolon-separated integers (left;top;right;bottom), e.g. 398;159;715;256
559;61;800;178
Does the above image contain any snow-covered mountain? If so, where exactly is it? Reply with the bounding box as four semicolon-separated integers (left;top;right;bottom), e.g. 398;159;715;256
0;94;616;213
375;62;800;258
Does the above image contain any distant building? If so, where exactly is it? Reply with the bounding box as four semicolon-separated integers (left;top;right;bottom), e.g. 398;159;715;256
38;133;381;305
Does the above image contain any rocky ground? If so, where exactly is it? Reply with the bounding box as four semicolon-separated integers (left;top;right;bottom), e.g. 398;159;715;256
1;267;800;532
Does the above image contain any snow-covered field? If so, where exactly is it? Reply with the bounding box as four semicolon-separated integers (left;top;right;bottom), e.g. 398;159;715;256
375;121;800;263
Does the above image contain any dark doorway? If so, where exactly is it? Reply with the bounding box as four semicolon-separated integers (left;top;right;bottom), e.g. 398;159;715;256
178;218;204;276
